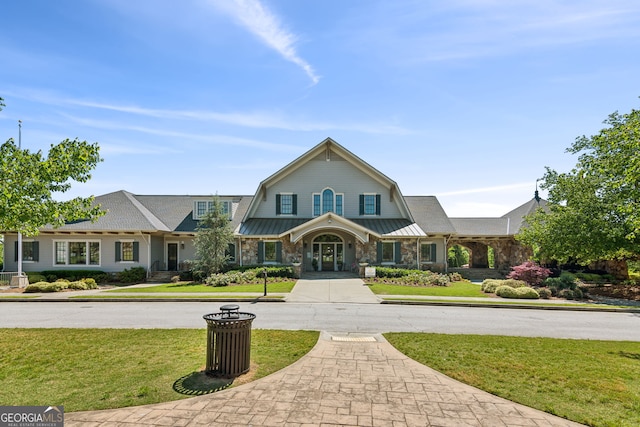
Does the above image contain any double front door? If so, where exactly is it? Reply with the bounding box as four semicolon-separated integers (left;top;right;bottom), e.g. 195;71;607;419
313;235;344;271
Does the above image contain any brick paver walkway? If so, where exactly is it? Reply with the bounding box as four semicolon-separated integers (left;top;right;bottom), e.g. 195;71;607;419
67;332;583;426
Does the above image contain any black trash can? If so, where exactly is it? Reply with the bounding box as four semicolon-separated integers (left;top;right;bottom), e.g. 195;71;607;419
203;305;256;377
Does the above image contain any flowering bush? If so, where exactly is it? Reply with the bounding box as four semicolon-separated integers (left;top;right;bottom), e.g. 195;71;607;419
507;261;551;286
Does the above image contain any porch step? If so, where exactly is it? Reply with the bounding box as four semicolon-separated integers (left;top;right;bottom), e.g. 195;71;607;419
147;271;177;283
449;268;506;282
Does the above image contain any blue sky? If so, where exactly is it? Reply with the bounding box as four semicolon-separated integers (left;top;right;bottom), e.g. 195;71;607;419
1;0;639;217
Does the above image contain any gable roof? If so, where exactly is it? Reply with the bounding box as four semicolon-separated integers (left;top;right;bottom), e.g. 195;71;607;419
243;137;414;221
501;197;548;234
449;196;548;237
404;196;457;235
44;191;252;234
43;190;170;232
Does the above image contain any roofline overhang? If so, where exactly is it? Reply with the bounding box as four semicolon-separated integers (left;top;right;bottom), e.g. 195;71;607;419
278;213;381;244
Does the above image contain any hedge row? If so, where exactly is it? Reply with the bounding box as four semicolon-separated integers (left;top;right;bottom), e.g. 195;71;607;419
206;266;295;287
24;278;99;293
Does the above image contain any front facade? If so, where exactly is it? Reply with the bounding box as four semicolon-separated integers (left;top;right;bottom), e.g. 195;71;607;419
2;139;537;276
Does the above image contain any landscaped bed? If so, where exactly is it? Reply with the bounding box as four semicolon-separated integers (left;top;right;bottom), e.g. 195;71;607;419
106;281;296;293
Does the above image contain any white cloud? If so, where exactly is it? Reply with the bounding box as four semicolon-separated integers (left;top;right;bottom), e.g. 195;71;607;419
352;1;640;63
210;0;320;84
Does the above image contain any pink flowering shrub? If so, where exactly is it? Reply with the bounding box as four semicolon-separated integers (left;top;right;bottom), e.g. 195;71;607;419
506;261;552;287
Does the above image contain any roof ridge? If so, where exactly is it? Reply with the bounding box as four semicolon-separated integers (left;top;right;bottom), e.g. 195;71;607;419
121;191;170;231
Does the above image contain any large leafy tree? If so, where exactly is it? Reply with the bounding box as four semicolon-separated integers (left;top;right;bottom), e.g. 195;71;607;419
519;105;640;266
0;98;103;236
193;196;234;278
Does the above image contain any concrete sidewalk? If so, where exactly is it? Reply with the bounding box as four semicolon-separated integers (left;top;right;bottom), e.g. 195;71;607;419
287;275;380;304
66;332;583;426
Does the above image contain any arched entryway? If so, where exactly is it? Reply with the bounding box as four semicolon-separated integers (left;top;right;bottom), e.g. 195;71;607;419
312;234;344;271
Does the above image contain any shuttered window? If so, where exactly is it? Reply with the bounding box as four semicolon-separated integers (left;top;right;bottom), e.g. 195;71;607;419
258;241;282;263
360;194;381;215
276;194;297;215
14;241;39;262
421;243;437;263
115;241;139;262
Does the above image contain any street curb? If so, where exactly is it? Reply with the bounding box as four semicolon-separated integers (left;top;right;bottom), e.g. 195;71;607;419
0;297;285;303
381;299;640;312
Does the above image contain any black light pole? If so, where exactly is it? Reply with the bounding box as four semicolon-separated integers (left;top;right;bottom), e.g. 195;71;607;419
17;120;23;278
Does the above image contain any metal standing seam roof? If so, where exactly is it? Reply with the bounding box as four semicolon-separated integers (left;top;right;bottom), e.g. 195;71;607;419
238;217;425;237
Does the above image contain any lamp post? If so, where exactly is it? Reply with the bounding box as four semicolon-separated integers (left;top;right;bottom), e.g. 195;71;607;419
11;120;28;288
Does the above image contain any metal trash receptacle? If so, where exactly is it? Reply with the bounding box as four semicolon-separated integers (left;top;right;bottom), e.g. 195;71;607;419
203;305;256;377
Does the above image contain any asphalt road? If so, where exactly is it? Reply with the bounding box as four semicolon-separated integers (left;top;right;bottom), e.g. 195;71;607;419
1;301;639;341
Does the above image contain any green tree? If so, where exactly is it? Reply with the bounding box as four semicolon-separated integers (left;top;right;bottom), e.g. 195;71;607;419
447;245;469;267
0;98;104;236
519;105;640;267
193;197;234;278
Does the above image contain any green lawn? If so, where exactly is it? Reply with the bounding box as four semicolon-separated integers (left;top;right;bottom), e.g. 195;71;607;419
2;328;639;425
368;280;487;297
107;281;296;293
385;333;640;427
0;329;318;412
72;295;285;299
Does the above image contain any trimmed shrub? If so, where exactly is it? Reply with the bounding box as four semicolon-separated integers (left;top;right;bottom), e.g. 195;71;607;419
496;285;540;299
481;279;527;293
205;267;295;287
558;289;576;300
25;281;67;293
206;273;230;287
39;270;109;282
67;281;88;290
373;267;450;286
447;272;464;282
117;267;147;284
81;278;98;289
537;288;552;299
26;273;46;284
507;261;552;286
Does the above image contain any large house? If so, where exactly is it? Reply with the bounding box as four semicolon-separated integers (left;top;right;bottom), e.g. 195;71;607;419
2;139;542;277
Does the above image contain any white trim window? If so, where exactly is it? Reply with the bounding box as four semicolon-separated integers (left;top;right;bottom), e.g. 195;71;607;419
276;193;297;215
360;193;381;216
54;240;101;266
312;188;344;217
116;241;139;263
421;242;437;263
14;240;39;263
193;200;231;220
381;242;395;263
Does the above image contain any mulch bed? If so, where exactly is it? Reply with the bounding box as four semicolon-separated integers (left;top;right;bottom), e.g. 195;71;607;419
586;284;640;301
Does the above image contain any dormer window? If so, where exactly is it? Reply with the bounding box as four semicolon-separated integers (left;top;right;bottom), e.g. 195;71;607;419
193;200;231;220
313;188;343;217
